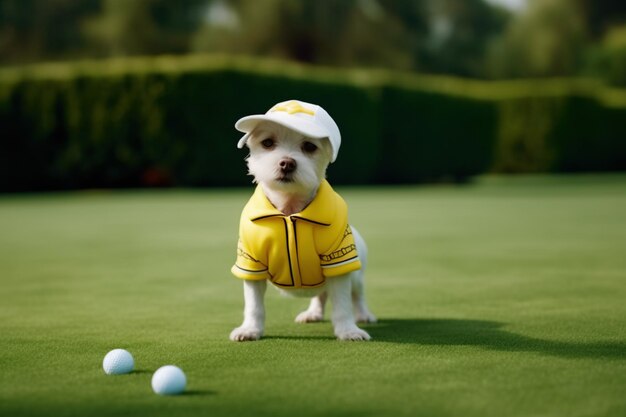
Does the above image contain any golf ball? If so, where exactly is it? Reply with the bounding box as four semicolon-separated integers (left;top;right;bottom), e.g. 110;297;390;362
151;365;187;395
102;349;135;375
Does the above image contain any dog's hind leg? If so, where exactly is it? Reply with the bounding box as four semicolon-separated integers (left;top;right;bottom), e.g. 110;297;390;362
351;271;377;323
295;292;327;323
327;274;371;341
350;227;377;323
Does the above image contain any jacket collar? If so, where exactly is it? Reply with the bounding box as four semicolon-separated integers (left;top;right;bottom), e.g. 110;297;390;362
245;180;335;226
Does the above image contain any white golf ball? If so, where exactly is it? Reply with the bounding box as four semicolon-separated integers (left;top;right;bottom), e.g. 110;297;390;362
103;349;134;375
151;365;187;395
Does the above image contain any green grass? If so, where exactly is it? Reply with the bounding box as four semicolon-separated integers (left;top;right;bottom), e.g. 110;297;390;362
1;175;625;417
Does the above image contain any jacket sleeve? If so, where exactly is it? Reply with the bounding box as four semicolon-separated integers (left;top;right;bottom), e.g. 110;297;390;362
320;225;362;277
231;238;270;281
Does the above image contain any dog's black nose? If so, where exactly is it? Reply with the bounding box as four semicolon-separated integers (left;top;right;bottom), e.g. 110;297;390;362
279;158;297;173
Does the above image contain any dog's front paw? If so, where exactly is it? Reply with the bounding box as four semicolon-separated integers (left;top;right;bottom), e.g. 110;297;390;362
295;310;324;323
335;326;371;341
230;326;263;342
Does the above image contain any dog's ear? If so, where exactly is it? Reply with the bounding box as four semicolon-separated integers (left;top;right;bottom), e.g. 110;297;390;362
319;138;334;164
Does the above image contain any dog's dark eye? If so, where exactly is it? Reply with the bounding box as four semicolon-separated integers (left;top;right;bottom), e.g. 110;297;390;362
302;141;318;153
261;139;275;149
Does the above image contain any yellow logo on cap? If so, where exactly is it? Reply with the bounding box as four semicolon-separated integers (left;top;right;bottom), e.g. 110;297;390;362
270;101;315;116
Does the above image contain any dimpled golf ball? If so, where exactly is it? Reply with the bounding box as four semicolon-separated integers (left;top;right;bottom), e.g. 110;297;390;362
102;349;134;375
151;365;187;395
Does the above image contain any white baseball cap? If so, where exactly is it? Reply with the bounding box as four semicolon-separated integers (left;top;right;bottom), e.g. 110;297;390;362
235;99;342;163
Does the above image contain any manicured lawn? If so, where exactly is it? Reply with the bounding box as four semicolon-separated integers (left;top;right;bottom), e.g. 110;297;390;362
1;175;625;417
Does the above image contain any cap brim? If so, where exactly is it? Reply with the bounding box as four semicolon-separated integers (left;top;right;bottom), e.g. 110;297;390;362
235;113;329;149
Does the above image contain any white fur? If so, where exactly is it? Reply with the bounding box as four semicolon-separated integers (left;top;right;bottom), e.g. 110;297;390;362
230;121;376;342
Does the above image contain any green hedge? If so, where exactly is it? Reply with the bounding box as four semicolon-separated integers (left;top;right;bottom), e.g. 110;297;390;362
492;82;626;173
1;55;625;192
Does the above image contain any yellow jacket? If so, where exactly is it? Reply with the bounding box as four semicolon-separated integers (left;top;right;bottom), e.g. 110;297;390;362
232;180;361;288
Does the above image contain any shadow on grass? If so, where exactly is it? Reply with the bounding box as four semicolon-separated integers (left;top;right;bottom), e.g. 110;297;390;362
128;371;218;396
367;319;626;360
183;389;217;397
130;369;152;375
263;335;335;341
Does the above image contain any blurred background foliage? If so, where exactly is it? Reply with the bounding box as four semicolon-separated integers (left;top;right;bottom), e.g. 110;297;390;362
1;0;626;191
1;0;626;86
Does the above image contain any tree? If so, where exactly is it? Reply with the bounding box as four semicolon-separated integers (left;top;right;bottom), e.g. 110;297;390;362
0;0;99;64
82;0;206;57
488;0;588;78
419;0;509;77
578;0;626;37
191;0;427;71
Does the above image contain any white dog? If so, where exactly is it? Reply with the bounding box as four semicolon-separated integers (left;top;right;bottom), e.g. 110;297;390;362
230;100;376;342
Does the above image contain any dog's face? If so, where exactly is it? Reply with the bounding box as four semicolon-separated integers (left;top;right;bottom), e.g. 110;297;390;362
246;121;333;196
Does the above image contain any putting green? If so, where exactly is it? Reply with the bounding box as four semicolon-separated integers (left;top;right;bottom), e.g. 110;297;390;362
1;175;625;417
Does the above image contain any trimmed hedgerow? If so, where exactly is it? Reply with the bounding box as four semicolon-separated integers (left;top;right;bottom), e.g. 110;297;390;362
0;55;625;191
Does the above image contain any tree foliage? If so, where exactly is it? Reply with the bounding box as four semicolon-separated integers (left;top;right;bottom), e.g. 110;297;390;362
0;0;625;84
488;0;588;78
